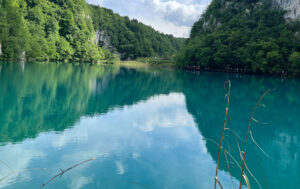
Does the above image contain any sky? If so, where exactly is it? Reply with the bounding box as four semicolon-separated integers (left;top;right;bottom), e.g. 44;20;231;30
86;0;211;38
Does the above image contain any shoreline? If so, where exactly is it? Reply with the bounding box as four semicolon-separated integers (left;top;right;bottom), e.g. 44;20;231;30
116;61;293;78
114;60;176;70
1;61;296;78
181;66;294;78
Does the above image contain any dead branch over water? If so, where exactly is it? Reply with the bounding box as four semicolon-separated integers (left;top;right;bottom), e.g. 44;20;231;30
239;90;271;189
39;157;96;189
214;80;231;189
214;80;272;189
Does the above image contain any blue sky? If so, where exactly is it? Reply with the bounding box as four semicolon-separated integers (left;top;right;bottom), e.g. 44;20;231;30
86;0;211;38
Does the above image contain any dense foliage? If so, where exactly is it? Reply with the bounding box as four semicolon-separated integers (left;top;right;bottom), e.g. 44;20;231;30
176;0;300;74
89;5;185;60
0;0;106;62
0;0;184;62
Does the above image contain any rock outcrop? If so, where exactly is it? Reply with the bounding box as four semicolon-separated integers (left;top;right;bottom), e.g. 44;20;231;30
0;43;2;56
274;0;300;19
200;0;300;32
20;51;25;63
94;30;114;52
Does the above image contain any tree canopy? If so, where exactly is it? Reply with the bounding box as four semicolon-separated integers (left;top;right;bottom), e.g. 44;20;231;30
89;5;185;60
176;0;300;74
0;0;184;62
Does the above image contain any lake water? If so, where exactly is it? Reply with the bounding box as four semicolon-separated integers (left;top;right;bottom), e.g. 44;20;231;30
0;62;299;189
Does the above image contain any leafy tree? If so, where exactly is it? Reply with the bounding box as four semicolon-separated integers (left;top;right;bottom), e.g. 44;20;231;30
289;52;300;70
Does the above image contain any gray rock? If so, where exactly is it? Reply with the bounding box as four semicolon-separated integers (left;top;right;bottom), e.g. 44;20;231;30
0;43;2;56
20;51;26;63
273;0;300;19
94;30;114;53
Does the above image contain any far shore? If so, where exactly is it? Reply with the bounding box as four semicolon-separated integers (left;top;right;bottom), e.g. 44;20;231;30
113;60;176;69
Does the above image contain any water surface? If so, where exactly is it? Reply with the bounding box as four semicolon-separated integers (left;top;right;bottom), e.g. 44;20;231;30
0;62;299;188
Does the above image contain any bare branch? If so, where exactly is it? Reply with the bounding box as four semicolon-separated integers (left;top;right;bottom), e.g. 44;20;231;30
39;157;96;189
216;177;224;189
215;80;231;189
223;148;237;189
249;131;271;159
239;90;271;189
252;118;269;125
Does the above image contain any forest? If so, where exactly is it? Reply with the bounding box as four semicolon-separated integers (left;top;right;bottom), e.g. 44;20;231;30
0;0;185;62
176;0;300;74
89;5;185;60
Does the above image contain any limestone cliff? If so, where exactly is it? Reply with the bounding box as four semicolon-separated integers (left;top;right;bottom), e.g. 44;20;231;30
196;0;299;34
94;30;114;53
274;0;300;19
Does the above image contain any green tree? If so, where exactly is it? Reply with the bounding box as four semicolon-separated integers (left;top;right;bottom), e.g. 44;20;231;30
289;52;300;70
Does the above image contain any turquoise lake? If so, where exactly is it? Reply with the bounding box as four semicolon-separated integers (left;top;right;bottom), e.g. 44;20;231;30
0;62;299;188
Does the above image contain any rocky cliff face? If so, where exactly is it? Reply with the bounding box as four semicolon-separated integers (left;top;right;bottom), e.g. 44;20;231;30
199;0;300;32
274;0;300;19
20;51;25;63
94;30;114;52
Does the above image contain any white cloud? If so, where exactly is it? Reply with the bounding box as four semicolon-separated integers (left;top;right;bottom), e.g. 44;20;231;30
125;93;195;132
142;0;208;26
0;92;239;188
68;176;93;189
0;144;45;188
51;93;195;148
86;0;210;37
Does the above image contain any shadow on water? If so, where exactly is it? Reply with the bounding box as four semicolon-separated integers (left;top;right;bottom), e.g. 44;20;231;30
0;62;299;188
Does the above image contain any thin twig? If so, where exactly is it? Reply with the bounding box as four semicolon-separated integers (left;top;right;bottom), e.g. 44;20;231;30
227;118;269;159
223;148;237;189
206;137;262;189
252;118;269;125
234;134;262;189
243;174;251;189
39;157;96;189
227;110;263;189
216;177;224;189
239;90;271;189
223;137;232;153
225;128;245;142
249;131;271;159
205;137;243;174
215;80;231;189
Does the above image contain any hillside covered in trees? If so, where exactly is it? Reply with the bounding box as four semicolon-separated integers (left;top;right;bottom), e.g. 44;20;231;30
176;0;300;74
89;5;185;60
0;0;185;62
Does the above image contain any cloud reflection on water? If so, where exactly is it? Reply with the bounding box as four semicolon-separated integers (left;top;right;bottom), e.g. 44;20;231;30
0;93;238;188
